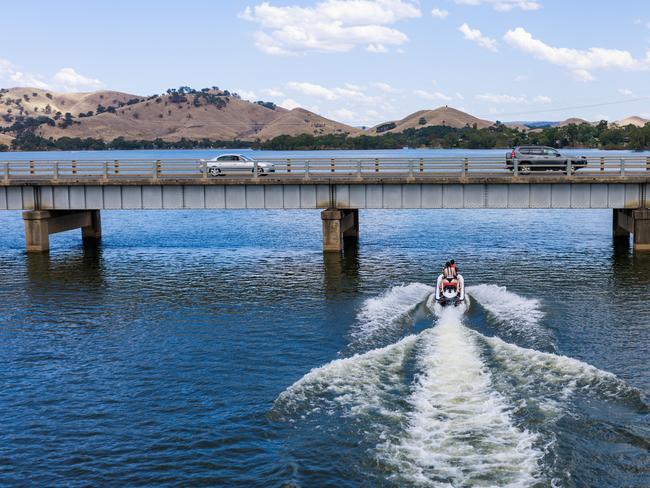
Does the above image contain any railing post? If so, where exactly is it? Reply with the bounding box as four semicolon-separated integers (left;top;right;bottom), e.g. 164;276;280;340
514;159;519;176
29;160;35;175
103;161;108;181
600;157;605;172
646;156;650;172
53;162;59;181
3;162;9;183
113;160;119;175
253;159;259;179
463;157;469;175
287;158;292;174
71;160;77;175
408;159;414;179
304;160;310;179
201;160;208;180
566;159;572;176
419;158;424;173
330;158;335;173
357;159;362;179
374;158;379;173
620;158;625;177
155;160;161;179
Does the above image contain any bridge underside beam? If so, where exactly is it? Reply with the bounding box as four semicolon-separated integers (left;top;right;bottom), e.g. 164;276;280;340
22;210;101;253
321;208;358;252
614;209;650;251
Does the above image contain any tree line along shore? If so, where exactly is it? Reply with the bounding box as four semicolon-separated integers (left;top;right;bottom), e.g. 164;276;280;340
2;120;650;152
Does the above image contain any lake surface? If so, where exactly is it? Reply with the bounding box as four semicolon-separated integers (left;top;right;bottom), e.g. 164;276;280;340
2;147;650;161
1;149;649;487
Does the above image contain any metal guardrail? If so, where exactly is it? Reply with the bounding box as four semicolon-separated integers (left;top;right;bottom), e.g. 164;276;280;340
2;156;650;182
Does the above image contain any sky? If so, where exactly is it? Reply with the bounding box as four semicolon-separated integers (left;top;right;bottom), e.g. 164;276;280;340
1;0;649;126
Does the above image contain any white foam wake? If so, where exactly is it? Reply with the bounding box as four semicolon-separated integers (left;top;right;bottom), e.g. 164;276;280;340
380;308;543;487
350;283;434;349
483;333;640;403
468;284;553;348
272;334;418;421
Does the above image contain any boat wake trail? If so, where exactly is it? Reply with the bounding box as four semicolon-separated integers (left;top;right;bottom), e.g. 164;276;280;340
467;284;554;350
272;333;417;422
350;283;434;351
379;307;543;487
272;284;645;486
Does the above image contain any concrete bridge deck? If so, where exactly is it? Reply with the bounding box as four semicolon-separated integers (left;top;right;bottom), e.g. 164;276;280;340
1;157;649;252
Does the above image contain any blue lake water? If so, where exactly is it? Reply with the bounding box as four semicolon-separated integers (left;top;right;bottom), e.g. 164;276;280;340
1;149;649;487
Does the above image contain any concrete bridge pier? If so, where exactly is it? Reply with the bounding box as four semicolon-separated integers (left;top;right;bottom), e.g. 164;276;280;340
321;208;359;252
23;210;101;253
613;209;650;251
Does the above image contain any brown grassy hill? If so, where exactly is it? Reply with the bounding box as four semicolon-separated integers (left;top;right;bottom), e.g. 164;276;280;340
1;86;362;142
0;87;139;127
38;92;290;141
372;106;493;134
613;116;648;127
559;117;590;126
255;108;362;139
0;133;13;146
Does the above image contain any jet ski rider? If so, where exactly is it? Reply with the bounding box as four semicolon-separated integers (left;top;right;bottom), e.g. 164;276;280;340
435;259;465;305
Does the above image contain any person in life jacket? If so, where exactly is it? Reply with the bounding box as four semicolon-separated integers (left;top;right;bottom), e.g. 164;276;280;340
435;259;465;304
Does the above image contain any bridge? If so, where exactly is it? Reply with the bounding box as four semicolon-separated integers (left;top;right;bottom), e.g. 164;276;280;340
2;156;649;252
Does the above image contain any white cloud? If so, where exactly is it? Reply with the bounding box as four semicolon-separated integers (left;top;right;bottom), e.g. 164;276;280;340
280;98;301;110
456;92;465;100
415;89;452;101
286;81;381;105
454;0;541;11
331;107;357;122
241;0;421;55
0;59;50;89
477;93;526;103
513;74;528;82
366;43;389;53
236;89;258;100
618;88;634;96
504;27;650;81
373;82;398;93
459;23;498;52
53;68;103;91
262;88;285;97
431;8;449;19
477;93;552;104
287;81;338;100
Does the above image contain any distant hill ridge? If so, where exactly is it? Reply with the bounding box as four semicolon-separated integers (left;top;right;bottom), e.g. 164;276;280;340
0;86;359;143
0;85;648;149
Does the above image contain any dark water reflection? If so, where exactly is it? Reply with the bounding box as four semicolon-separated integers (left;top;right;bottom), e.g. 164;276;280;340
0;209;649;487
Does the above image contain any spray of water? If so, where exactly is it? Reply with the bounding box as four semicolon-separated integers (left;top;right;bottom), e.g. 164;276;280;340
379;307;543;487
350;283;434;349
272;333;417;421
468;284;554;349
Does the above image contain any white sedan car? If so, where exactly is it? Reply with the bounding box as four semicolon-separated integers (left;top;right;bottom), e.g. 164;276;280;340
200;154;275;176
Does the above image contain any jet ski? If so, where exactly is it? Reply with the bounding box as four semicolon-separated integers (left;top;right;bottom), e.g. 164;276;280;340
428;273;469;315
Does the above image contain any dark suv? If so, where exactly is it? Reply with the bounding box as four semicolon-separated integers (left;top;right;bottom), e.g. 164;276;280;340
506;146;587;174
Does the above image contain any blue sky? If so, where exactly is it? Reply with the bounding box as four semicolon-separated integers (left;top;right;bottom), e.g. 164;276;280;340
1;0;649;125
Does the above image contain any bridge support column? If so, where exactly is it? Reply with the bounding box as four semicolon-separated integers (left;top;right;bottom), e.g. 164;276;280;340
23;210;101;253
613;209;630;239
613;209;650;251
321;208;358;252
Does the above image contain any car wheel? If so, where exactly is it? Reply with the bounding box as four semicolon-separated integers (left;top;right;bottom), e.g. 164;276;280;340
519;163;531;174
257;167;265;176
208;167;221;177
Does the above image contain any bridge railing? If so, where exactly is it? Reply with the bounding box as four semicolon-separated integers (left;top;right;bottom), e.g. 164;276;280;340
2;156;650;182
